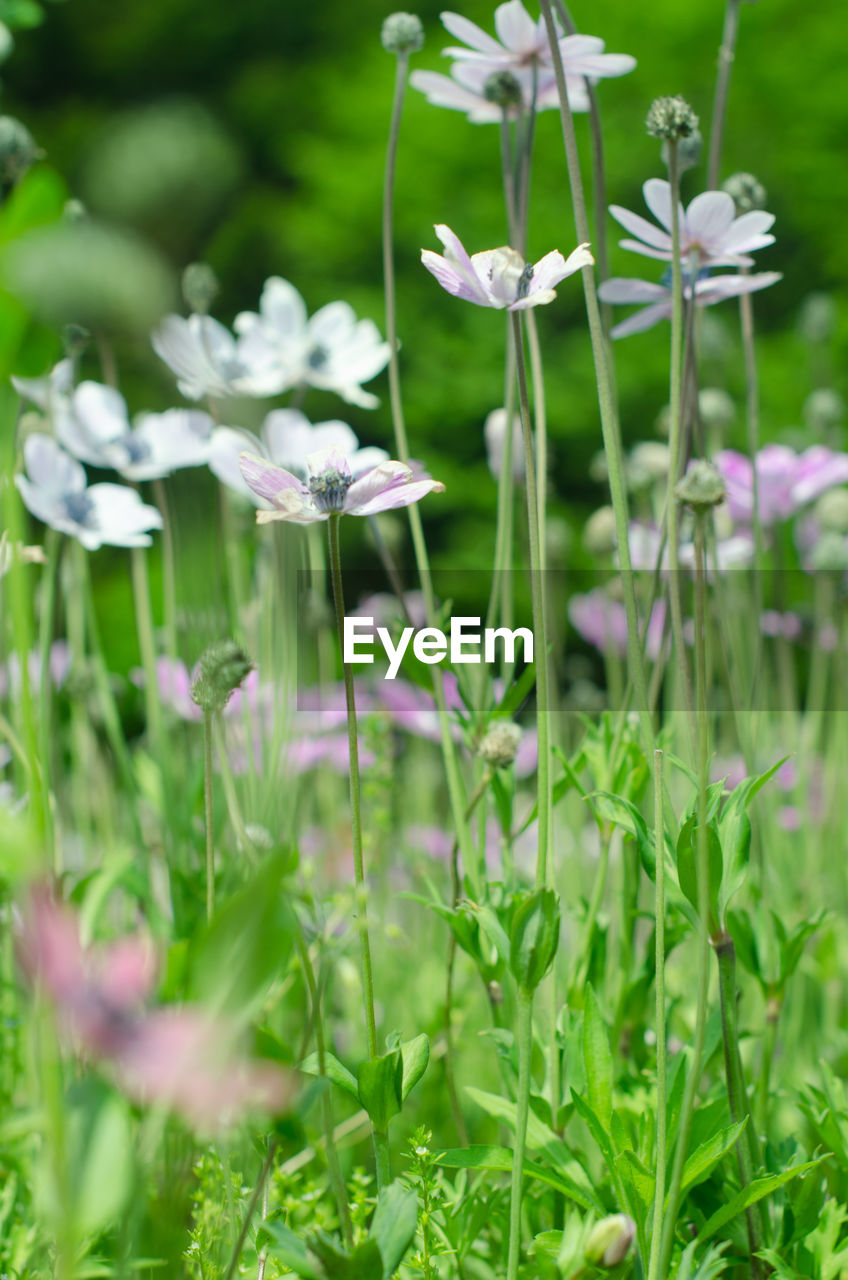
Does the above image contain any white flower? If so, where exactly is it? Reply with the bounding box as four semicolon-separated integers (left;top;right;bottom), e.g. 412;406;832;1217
152;313;287;401
209;409;388;507
233;278;391;409
422;225;593;310
15;435;163;549
12;358;74;411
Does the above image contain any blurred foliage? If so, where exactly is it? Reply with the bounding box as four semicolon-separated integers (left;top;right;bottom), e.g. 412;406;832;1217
2;0;847;583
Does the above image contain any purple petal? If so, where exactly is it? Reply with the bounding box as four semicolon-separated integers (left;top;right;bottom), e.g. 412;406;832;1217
718;210;776;254
608;204;673;252
598;277;668;304
609;300;673;338
439;10;503;54
238;452;308;505
344;460;412;510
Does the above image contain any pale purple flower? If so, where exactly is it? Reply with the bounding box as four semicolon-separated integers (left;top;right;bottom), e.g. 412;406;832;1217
152;313;286;401
239;446;444;525
760;610;803;641
12;357;74;411
598;271;782;339
568;589;667;661
422;225;593;310
0;640;71;700
209;408;386;507
715;445;848;527
287;734;376;775
132;657;263;724
378;674;463;743
19;887;290;1130
609;179;775;269
233;278;391;410
16;435;163;549
626;518;754;573
484;408;524;480
410;2;635;123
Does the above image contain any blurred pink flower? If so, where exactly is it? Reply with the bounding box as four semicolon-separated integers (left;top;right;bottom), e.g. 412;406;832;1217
0;640;71;699
610;179;775;269
422;225;592;310
240;447;444;525
715;445;848;527
568;589;667;660
598;271;781;339
19;887;290;1129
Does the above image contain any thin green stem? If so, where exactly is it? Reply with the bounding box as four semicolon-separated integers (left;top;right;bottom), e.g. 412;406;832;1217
755;1000;780;1134
153;477;178;659
647;749;666;1280
222;1139;279;1280
203;711;215;921
327;516;378;1060
707;0;742;190
382;47;476;892
506;986;534;1280
510;312;549;891
37;529;61;866
538;0;653;754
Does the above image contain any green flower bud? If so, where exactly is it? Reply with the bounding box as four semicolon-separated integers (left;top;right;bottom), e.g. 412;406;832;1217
675;459;726;510
628;441;670;492
662;127;702;173
645;95;699;141
798;292;836;345
190;640;254;714
804;388;844;432
584;1214;636;1267
484;71;523;109
509;888;560;992
182;262;220;316
814;488;848;536
722;171;767;214
62;323;92;359
63;199;87;222
477;721;522;769
583;505;618;557
698;387;735;430
381;12;424;54
0;115;39;185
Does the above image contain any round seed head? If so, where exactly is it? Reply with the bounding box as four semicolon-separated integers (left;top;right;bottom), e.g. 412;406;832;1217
675;459;726;510
484;70;524;109
478;721;522;769
182;262;219;316
381;12;424;54
722;171;767;213
190;639;254;714
645;95;699;141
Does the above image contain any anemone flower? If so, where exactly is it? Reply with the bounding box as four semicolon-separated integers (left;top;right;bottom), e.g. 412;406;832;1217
568;589;667;661
239;446;444;525
410;62;563;123
598;271;781;339
209;408;387;506
609;179;775;269
12;357;74;411
714;445;848;527
422;225;593;310
233;278;391;410
152;312;286;401
16;435;163;549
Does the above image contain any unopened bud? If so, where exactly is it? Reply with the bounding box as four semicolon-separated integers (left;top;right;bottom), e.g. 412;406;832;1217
190;639;253;714
646;95;698;141
381;12;424;54
798;293;836;346
698;387;735;430
63;199;87;222
809;531;848;574
583;505;617;557
478;721;522;769
628;441;669;491
0;116;39;185
484;71;523;109
803;388;844;432
662;128;702;173
182;262;219;316
815;488;848;536
584;1214;636;1267
62;323;91;359
722;171;767;214
675;459;725;510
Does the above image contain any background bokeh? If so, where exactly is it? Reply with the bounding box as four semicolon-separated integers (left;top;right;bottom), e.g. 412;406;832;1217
3;0;847;665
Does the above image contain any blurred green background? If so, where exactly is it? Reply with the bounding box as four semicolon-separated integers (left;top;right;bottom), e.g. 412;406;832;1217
3;0;847;663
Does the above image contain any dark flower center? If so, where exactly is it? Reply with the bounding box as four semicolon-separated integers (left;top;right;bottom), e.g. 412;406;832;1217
307;344;329;371
308;468;352;513
516;264;534;299
64;492;95;526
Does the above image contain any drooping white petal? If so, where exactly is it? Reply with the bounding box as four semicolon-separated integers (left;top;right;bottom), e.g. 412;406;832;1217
344;461;413;514
439;9;504;55
609;204;673;252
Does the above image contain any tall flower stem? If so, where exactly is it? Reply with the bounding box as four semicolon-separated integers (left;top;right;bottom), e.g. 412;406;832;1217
658;512;713;1276
382;46;477;892
203;710;215;920
647;749;666;1280
707;0;742;190
37;529;61;866
326;514;387;1185
130;546;171;821
538;0;654;753
510;312;550;892
506;986;534;1280
664;144;695;721
153;477;178;659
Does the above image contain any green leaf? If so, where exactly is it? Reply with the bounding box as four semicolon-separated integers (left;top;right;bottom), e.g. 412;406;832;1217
435;1146;598;1212
615;1148;653;1224
582;985;613;1126
400;1034;429;1102
357;1051;403;1131
258;1221;322;1279
299;1051;359;1099
698;1159;826;1244
587;791;656;878
370;1181;419;1279
509;887;560;991
71;1089;133;1237
678;1120;748;1197
308;1233;383;1280
676;817;722;935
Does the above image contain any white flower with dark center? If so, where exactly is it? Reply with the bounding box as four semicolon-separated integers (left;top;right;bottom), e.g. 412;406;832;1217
12;358;74;412
208;408;387;506
16;435;163;549
233;279;391;410
422;225;593;309
152;313;287;401
609;178;776;268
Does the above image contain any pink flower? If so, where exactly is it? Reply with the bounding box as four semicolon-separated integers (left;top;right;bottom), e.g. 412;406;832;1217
715;445;848;527
609;179;775;269
598;271;782;339
239;446;444;525
568;589;667;661
19;887;290;1129
422;225;593;310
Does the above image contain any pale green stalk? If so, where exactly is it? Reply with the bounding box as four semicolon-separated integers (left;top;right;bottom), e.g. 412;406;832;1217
326;514;388;1186
537;0;653;751
506;987;534;1280
153;477;178;658
706;0;742;190
36;529;61;865
647;749;666;1280
203;710;215;920
382;45;476;891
